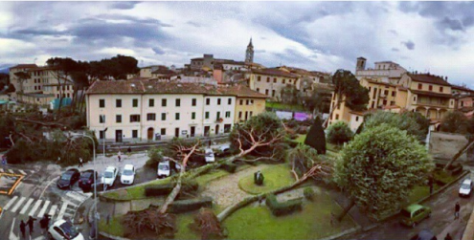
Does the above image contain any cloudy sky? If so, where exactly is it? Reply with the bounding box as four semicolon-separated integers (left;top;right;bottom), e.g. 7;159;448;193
0;1;473;85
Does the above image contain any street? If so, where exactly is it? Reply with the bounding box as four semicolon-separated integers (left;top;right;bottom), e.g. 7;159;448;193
340;176;474;240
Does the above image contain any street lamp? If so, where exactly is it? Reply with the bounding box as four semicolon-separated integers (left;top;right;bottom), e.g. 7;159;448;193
69;132;98;239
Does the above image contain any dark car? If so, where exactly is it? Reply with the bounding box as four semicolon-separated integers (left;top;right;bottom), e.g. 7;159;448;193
78;170;97;192
57;168;81;190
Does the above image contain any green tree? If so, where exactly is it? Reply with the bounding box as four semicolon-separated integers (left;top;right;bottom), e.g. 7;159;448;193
287;144;320;177
323;70;370;126
304;116;326;154
327;121;353;146
363;111;429;142
334;124;434;220
6;83;15;93
440;111;469;134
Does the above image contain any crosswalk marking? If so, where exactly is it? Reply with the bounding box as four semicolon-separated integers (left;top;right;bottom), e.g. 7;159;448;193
37;200;50;218
4;196;19;210
48;205;57;218
8;169;14;174
65;191;90;203
29;200;43;216
10;196;26;213
18;170;26;175
19;198;34;215
57;202;68;220
0;168;4;172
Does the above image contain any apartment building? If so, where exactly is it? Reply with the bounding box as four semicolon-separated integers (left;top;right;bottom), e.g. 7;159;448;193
9;64;74;106
247;68;299;100
86;80;266;142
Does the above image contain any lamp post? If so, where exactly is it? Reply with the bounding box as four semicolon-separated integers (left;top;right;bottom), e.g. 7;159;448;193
69;132;98;239
103;127;108;157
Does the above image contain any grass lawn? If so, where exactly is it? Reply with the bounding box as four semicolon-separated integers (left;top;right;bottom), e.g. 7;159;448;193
224;189;356;240
99;215;124;237
295;134;306;144
175;212;200;239
101;178;172;201
238;164;295;195
266;102;306;112
195;169;229;189
408;185;442;204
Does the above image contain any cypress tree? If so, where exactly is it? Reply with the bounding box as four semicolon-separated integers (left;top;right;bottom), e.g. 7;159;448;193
304;116;326;154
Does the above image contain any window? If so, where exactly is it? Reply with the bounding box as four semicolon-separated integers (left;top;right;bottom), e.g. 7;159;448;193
175;113;180;120
273;78;277;83
130;114;140;122
224;124;232;133
99;115;105;123
265;89;269;95
256;88;260;92
132;99;138;107
246;100;249;105
266;77;270;83
217;112;221;120
240;100;243;105
383;100;387;105
413;96;417;102
418;83;422;90
99;131;105;139
192;98;197;106
272;90;276;97
162;99;167;107
149;99;154;107
257;76;261;81
225;111;231;118
373;88;377;98
191;112;196;120
205;98;210;105
356;116;359;122
282;79;286;84
116;115;122;123
461;101;464;107
161;128;166;135
205;112;210;119
161;113;166;121
440;87;444;92
250;100;254;105
132;130;138;139
429;85;433;91
390;101;395;106
175;98;181;107
116;99;122;108
147;113;156;121
384;90;389;96
392;91;396;97
249;111;253;117
239;111;242;119
335;114;339;120
217;98;221;105
228;98;232;105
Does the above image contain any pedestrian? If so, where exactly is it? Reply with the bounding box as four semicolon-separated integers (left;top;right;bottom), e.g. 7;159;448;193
118;150;122;162
127;147;131;154
208;139;211;148
455;202;460;220
78;157;83;168
39;217;47;234
445;233;453;240
20;220;26;238
27;216;37;234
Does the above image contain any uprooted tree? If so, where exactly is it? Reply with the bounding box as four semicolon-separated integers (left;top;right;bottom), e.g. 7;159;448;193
192;208;226;240
334;124;434;221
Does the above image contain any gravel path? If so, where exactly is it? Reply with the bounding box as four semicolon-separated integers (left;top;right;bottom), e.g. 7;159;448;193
200;164;271;208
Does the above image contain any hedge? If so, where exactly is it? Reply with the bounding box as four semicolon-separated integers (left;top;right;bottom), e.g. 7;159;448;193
219;163;237;173
265;193;302;216
144;180;199;197
150;197;213;213
303;187;315;201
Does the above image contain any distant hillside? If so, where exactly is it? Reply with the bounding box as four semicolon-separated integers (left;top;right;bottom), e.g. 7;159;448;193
0;64;13;74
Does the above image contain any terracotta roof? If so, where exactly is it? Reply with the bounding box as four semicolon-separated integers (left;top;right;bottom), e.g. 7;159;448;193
452;84;474;93
366;79;397;87
10;64;38;70
87;79;267;99
410;90;453;98
408;74;451;86
251;68;298;78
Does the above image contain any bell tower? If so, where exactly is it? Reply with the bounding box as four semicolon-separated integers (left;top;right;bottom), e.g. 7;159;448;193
245;38;254;64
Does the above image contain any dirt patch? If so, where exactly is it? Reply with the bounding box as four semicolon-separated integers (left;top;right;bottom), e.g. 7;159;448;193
200;164;271;209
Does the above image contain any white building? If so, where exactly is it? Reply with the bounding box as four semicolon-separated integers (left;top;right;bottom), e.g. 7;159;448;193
86;80;238;142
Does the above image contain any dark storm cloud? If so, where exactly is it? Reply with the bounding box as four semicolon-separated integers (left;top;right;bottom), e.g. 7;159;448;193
152;46;165;55
274;48;314;67
110;2;141;10
401;41;415;50
439;17;464;31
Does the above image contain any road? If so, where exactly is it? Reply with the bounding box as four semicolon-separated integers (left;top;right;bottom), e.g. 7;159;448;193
340;176;474;240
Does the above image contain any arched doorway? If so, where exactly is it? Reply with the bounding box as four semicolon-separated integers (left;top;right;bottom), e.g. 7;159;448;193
147;127;154;140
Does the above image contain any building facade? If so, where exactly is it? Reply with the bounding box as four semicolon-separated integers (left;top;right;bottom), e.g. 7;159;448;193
247;68;299;100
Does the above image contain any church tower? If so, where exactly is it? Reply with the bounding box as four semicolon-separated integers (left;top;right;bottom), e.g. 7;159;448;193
245;38;254;64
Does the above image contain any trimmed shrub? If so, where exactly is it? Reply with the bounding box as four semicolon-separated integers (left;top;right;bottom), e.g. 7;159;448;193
144;184;175;197
303;187;315;201
265;193;302;216
327;121;353;146
219;163;237;173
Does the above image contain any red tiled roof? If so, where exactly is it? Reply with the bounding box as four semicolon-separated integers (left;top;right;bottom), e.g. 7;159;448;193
251;68;298;78
219;85;269;99
408;74;451;86
452;84;474;93
410;90;453;98
10;64;38;70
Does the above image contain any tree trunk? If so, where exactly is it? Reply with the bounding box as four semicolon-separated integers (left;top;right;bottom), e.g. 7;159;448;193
159;170;183;214
337;198;355;222
444;139;474;171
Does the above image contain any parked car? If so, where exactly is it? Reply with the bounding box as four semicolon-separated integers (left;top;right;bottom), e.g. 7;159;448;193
157;161;171;178
205;148;215;163
400;204;431;227
78;170;97;192
410;229;437;240
57;168;81;190
459;179;473;197
120;164;136;185
48;219;84;240
216;144;231;157
102;166;118;187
